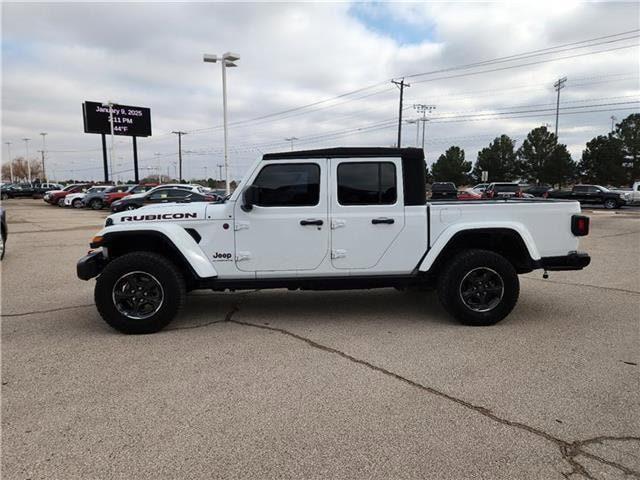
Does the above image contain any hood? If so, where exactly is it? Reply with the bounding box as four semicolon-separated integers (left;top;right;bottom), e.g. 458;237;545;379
121;192;147;200
106;202;210;226
45;189;64;195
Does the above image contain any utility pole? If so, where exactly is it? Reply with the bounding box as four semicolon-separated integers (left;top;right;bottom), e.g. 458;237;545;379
284;137;298;151
610;115;617;133
217;164;224;181
5;142;13;183
154;152;162;183
553;77;567;138
22;138;31;183
39;132;47;181
413;104;436;153
391;78;410;148
172;131;187;182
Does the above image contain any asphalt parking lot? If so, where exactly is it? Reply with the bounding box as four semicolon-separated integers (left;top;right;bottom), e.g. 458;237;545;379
2;199;639;480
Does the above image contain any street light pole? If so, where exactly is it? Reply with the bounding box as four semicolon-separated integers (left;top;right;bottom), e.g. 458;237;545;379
5;142;13;183
284;137;298;151
40;132;47;182
22;138;31;183
203;52;240;196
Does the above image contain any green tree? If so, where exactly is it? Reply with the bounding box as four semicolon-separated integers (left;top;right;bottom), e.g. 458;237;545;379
431;146;471;185
579;134;625;185
615;113;640;182
471;135;518;183
517;125;576;186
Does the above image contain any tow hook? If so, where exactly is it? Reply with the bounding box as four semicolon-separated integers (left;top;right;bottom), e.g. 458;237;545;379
542;269;549;279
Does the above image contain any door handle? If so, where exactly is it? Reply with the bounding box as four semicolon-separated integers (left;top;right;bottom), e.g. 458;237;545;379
372;218;394;224
300;219;323;226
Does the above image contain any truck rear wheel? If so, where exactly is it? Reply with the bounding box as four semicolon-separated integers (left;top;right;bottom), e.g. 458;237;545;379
95;252;186;334
437;249;519;326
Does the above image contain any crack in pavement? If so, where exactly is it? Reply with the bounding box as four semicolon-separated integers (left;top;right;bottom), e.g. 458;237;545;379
224;310;640;479
1;304;94;317
523;276;640;295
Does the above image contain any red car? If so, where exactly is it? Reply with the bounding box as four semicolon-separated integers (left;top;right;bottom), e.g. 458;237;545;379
102;183;158;207
457;189;482;200
43;184;92;207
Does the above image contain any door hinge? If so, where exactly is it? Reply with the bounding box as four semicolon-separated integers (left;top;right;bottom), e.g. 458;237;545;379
331;219;346;229
331;249;347;259
234;222;250;231
236;251;252;261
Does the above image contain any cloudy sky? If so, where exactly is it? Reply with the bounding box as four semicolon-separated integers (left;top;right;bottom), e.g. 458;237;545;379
2;1;639;182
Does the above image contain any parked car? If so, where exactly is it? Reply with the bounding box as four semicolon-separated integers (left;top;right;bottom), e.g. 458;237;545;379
546;185;626;209
610;181;640;205
64;185;110;208
0;206;6;261
457;189;482;200
471;183;490;194
82;184;123;210
110;185;216;212
523;185;553;197
0;183;54;199
430;182;458;200
484;182;523;199
43;184;92;207
102;183;158;208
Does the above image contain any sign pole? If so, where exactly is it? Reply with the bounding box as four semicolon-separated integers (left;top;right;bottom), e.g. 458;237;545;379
132;137;139;183
101;133;109;182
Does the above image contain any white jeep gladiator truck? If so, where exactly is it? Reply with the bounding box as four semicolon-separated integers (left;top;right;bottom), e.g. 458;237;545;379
77;148;591;334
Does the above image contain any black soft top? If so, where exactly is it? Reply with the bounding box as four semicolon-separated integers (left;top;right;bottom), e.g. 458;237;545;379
262;147;427;206
263;147;423;160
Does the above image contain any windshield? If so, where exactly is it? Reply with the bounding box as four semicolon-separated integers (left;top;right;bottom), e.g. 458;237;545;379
62;185;76;191
596;186;610;192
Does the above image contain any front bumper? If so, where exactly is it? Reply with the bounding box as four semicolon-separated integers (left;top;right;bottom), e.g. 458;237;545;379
77;250;107;280
535;251;591;271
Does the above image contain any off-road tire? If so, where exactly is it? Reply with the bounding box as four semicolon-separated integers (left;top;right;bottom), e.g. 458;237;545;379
89;199;103;210
95;252;186;334
437;249;519;326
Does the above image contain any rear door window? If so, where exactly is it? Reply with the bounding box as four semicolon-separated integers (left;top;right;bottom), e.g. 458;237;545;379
337;162;396;205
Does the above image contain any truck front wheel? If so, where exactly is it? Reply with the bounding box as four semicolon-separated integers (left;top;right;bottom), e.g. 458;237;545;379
437;249;519;326
94;252;186;334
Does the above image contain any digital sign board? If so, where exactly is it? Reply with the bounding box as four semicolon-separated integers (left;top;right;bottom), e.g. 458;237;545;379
82;101;152;137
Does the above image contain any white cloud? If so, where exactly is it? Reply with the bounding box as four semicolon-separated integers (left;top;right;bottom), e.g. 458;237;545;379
1;2;639;181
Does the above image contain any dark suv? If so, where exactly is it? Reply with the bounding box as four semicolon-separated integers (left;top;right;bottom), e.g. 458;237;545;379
430;182;458;200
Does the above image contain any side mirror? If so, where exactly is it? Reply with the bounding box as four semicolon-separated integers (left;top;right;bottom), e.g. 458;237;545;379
241;185;258;212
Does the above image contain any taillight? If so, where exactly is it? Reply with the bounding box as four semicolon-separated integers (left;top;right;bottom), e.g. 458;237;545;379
571;215;589;236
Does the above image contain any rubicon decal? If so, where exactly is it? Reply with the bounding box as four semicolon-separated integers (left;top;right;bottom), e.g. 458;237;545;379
212;252;233;261
120;213;198;222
